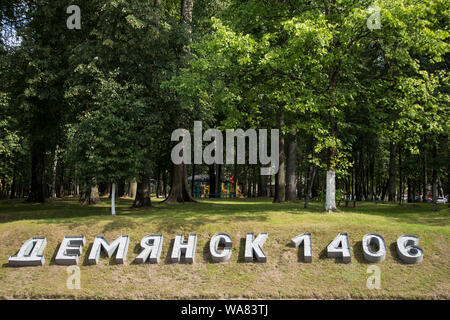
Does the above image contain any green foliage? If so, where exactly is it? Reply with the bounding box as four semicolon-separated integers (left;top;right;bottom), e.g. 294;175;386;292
0;0;448;204
68;70;146;185
170;0;449;177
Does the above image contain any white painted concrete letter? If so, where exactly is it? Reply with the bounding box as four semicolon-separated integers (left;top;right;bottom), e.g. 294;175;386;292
245;232;268;262
135;234;163;263
171;234;197;263
327;233;351;263
210;233;232;262
291;233;312;263
88;235;130;264
396;235;423;264
9;237;47;267
56;236;85;265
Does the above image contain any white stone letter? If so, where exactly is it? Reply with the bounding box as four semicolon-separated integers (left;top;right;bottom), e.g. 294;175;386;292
171;234;197;263
327;232;351;263
245;232;268;262
396;234;423;264
362;233;386;263
291;232;312;263
210;233;232;262
9;237;47;267
56;236;85;265
88;235;130;264
135;234;163;264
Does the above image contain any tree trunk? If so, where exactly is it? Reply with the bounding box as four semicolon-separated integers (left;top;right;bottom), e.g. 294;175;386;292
407;178;413;203
164;164;195;202
398;147;403;204
381;179;388;201
81;185;100;205
133;171;152;208
244;173;249;197
355;151;362;201
388;141;397;201
274;111;286;203
286;131;297;201
252;168;256;197
163;170;168;198
269;176;273;197
216;164;222;197
181;0;193;32
10;166;17;200
27;142;46;203
422;154;427;202
117;180;125;198
325;67;338;212
325;170;337;212
447;145;450;208
132;141;153;208
233;162;238;197
304;163;317;208
296;172;302;199
258;171;264;197
163;0;196;203
325;136;338;212
59;159;64;198
111;182;116;215
51;145;59;199
155;168;160;198
191;163;195;197
209;164;216;198
369;152;375;200
432;145;438;211
129;178;137;198
74;164;79;196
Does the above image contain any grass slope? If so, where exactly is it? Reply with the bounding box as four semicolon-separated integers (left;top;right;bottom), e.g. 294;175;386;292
0;197;449;299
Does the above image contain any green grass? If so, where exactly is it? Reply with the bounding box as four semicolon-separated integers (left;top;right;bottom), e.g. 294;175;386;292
0;197;449;299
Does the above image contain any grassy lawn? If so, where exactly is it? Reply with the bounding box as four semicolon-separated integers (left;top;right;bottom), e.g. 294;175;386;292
0;197;449;299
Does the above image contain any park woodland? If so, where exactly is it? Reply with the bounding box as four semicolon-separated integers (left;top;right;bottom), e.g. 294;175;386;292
0;0;449;211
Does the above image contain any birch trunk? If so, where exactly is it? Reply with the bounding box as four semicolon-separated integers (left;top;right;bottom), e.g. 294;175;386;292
325;170;337;212
111;182;116;215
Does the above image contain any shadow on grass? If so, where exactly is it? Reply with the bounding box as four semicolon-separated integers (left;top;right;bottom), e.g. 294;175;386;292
0;197;448;228
352;241;370;264
339;202;450;226
388;242;408;265
318;244;350;264
202;240;211;263
49;243;61;266
163;239;176;265
81;243;94;266
286;241;312;263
